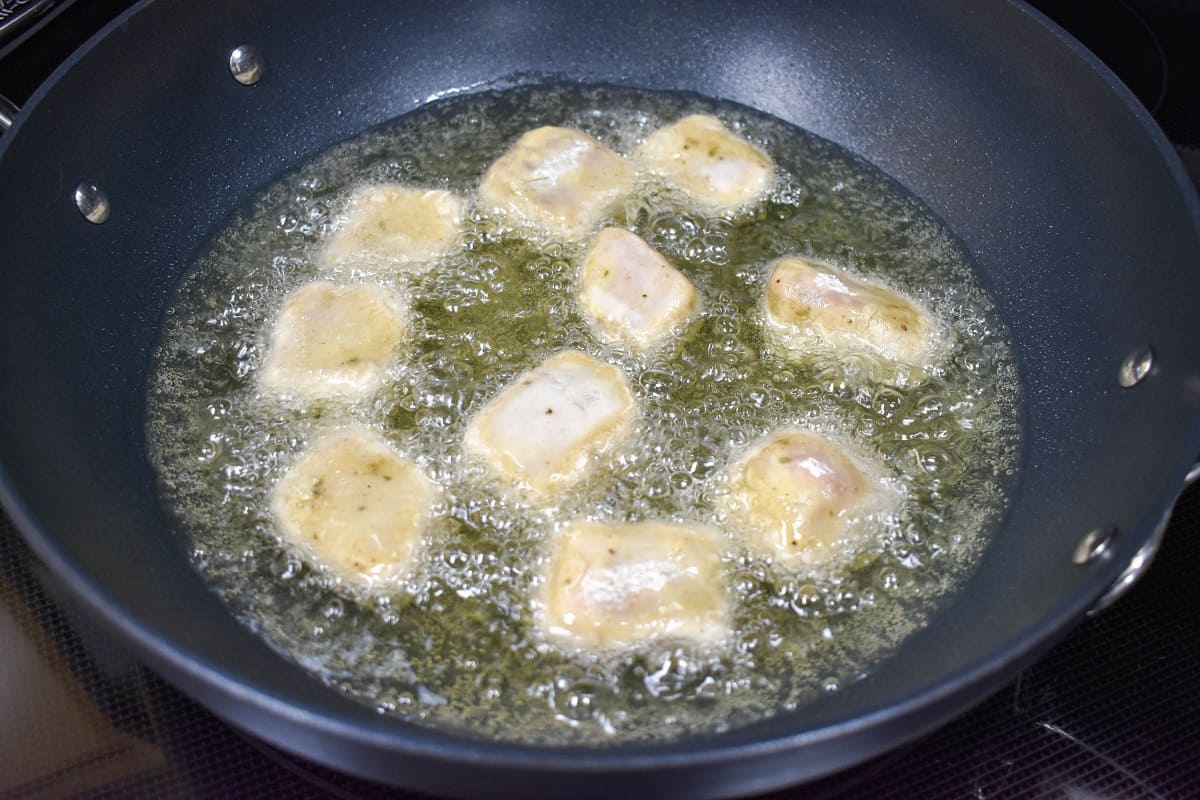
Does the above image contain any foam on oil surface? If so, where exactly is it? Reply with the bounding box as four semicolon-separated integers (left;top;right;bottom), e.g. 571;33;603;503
147;84;1020;744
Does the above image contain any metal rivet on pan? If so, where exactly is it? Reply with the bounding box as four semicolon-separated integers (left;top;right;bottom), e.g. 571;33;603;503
74;182;110;224
1119;347;1154;388
1074;527;1116;565
229;45;265;85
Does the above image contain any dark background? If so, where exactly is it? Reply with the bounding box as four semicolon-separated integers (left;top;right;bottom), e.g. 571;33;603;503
1;1;1198;797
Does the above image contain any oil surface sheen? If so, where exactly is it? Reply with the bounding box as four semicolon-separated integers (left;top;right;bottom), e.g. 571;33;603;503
147;85;1021;744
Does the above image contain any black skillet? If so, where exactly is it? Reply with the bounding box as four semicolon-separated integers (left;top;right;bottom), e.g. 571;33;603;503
0;1;1198;797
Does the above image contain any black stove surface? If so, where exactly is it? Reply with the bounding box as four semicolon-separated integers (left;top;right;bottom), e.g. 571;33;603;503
2;2;1199;798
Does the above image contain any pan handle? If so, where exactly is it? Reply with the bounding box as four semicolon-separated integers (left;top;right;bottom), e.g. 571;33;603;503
1088;457;1200;615
0;94;16;132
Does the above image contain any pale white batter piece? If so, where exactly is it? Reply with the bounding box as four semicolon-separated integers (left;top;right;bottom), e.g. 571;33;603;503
578;227;699;353
539;520;729;650
636;114;774;212
319;184;463;270
765;257;935;367
725;429;893;570
258;280;405;401
271;426;439;593
462;350;635;495
478;126;635;240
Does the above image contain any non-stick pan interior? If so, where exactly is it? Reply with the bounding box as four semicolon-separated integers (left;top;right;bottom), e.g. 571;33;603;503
1;0;1198;796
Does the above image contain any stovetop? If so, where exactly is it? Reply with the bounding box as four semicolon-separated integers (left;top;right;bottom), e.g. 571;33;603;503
2;2;1199;798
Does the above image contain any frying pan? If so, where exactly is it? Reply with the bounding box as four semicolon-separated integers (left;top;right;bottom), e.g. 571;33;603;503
1;0;1198;797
